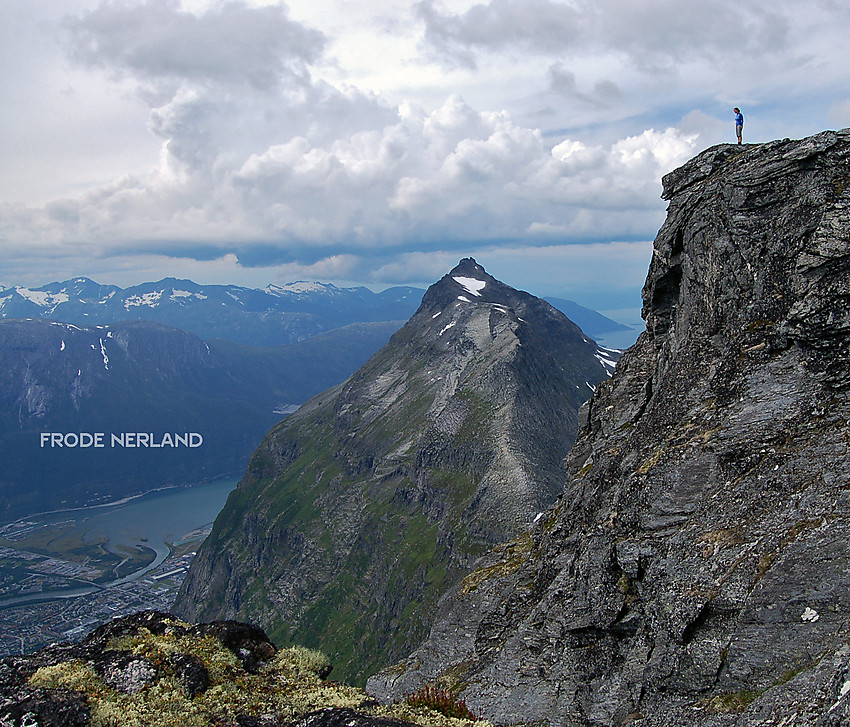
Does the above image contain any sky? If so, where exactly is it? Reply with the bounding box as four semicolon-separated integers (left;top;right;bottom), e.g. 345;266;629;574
2;0;849;326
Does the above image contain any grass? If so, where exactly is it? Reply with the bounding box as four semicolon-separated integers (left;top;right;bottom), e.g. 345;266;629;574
704;690;761;713
405;686;478;720
460;532;534;594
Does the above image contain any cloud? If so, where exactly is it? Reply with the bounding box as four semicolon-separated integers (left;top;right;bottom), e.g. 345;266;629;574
416;0;791;71
62;0;325;90
547;63;622;107
416;0;583;68
10;0;846;308
1;87;698;271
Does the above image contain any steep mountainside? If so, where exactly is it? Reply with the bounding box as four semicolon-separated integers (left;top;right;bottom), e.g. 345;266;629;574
175;259;616;684
0;277;422;347
368;131;850;725
0;318;398;521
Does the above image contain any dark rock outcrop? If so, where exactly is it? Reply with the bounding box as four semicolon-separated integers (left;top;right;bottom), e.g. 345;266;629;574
0;611;432;727
368;130;850;725
175;259;615;684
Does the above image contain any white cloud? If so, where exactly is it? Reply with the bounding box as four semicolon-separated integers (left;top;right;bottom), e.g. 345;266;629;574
62;0;325;89
1;91;698;269
416;0;791;69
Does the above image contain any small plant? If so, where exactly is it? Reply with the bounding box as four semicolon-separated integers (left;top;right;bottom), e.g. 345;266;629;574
705;689;761;713
270;645;333;680
405;685;477;720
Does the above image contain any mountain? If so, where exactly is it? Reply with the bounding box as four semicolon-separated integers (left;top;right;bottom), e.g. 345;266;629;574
0;276;636;348
544;297;633;341
0;318;399;521
173;258;617;685
368;130;850;724
0;278;423;347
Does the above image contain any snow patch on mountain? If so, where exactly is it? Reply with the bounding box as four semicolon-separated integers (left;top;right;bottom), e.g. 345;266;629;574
99;339;109;370
452;276;486;297
124;291;163;309
171;289;208;301
594;349;618;376
266;281;337;295
14;287;69;310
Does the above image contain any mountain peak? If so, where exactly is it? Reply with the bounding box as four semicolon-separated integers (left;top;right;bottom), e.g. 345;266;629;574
175;261;614;684
420;258;534;318
448;256;487;278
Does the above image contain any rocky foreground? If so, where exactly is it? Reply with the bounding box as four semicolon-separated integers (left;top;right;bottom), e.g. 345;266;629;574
368;130;850;726
0;611;489;727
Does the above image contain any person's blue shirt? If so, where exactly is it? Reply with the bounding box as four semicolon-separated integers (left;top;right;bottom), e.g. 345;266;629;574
735;112;744;126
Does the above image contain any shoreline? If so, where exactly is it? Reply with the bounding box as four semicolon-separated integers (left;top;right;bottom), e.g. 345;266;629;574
0;471;241;530
0;479;237;611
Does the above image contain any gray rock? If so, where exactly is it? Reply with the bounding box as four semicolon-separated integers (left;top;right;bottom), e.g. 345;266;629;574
287;708;416;727
97;653;158;694
368;130;850;726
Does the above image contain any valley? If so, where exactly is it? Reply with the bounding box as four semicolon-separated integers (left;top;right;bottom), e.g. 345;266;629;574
0;477;236;656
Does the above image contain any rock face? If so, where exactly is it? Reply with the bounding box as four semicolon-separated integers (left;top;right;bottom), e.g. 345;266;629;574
368;131;850;725
175;259;615;685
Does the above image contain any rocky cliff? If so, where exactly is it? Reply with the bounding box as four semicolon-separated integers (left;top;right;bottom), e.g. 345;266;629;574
368;130;850;726
175;259;615;684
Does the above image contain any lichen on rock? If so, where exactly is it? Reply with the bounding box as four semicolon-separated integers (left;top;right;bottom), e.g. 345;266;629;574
2;611;492;727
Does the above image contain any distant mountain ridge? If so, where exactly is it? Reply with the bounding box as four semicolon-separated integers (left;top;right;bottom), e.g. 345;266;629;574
544;296;633;338
0;277;632;346
0;278;423;347
0;317;399;521
174;258;618;684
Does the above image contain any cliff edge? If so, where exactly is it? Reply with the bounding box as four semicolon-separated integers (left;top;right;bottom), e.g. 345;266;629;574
368;130;850;726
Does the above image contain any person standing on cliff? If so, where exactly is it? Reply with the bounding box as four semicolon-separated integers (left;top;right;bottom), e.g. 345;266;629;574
734;107;744;144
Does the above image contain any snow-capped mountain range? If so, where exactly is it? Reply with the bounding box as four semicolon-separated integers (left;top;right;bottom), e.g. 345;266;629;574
0;278;423;347
0;277;633;347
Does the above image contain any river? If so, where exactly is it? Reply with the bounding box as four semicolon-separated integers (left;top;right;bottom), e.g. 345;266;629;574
0;477;237;608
